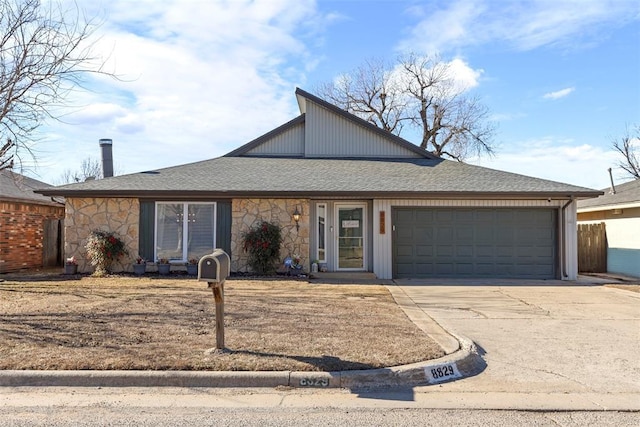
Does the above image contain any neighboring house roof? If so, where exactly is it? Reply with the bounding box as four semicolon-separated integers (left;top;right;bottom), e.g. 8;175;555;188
36;88;601;200
0;169;63;206
577;178;640;211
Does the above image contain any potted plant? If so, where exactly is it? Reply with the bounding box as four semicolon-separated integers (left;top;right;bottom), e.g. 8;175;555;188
64;256;78;275
157;258;171;275
133;256;146;276
186;258;199;276
291;254;304;275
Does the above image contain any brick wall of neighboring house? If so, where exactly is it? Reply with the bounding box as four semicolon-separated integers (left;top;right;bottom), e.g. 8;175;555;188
0;200;65;273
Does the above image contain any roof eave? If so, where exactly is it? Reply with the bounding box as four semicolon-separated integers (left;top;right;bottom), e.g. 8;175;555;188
36;189;603;200
1;195;65;207
578;200;640;213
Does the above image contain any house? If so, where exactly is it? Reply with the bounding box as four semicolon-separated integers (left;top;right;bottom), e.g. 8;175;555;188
577;179;640;278
38;88;601;280
0;169;65;273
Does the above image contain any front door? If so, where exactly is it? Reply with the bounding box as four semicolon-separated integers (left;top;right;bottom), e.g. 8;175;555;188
336;204;366;270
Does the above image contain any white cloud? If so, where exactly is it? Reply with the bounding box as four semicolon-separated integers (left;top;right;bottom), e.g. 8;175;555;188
543;87;575;100
399;0;640;53
469;137;621;189
32;0;331;182
448;58;483;91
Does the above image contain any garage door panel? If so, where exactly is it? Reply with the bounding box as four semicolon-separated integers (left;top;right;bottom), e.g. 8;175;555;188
415;210;434;222
414;263;434;275
435;263;454;275
396;245;414;257
476;245;494;257
456;226;474;240
396;210;415;223
455;210;474;222
416;245;433;257
436;227;453;241
456;245;473;257
436;245;454;257
393;208;556;279
455;263;474;275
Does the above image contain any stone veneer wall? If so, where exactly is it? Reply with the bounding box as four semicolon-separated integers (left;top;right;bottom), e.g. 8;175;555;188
65;197;140;273
231;198;310;273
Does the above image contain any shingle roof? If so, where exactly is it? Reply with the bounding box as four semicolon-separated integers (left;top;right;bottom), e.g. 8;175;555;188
577;178;640;209
37;156;601;199
0;169;63;206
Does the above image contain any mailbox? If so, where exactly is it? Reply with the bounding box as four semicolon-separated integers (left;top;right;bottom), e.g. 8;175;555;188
198;249;230;284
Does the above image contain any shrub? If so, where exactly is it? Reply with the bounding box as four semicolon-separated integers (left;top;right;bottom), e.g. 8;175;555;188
85;230;128;276
242;221;282;275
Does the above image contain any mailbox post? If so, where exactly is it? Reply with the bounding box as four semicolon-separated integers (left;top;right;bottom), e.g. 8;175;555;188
198;249;231;349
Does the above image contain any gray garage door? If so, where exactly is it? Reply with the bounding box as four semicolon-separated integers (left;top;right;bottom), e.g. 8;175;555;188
393;208;557;279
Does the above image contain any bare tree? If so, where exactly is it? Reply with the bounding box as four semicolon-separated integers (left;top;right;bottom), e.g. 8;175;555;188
316;54;496;161
0;0;111;172
56;157;103;184
612;125;640;180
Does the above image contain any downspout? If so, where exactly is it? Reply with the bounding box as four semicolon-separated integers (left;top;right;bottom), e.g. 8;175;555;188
561;196;574;279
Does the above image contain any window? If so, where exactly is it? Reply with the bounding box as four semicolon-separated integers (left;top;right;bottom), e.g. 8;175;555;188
155;202;216;262
316;203;326;263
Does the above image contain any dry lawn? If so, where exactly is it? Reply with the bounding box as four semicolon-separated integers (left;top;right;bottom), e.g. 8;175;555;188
0;273;443;371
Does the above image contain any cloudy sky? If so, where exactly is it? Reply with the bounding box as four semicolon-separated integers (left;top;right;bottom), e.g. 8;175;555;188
25;0;640;189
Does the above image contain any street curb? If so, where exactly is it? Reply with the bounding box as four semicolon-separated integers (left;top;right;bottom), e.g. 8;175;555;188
0;336;483;389
0;282;486;390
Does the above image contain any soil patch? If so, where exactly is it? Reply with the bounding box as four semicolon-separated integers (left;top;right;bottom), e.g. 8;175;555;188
0;274;444;371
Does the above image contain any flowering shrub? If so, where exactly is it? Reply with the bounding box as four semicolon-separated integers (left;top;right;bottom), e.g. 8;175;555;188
85;230;128;276
242;220;282;275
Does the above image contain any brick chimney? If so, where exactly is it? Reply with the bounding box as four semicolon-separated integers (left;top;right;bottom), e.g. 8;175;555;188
99;138;113;178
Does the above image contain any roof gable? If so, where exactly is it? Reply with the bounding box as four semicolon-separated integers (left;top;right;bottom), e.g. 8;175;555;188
226;88;435;159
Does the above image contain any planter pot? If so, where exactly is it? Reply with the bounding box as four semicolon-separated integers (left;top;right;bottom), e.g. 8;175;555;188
64;264;77;275
133;263;146;276
157;263;171;275
186;264;198;276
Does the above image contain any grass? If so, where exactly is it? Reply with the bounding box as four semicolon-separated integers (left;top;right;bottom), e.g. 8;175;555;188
0;273;444;372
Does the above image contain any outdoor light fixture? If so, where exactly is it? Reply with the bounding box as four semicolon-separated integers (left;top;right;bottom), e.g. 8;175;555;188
292;206;301;231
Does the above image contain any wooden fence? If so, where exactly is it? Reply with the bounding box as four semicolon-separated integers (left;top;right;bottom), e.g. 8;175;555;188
42;219;63;267
578;222;607;273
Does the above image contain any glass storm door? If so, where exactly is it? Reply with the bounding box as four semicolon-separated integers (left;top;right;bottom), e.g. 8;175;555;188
337;205;365;270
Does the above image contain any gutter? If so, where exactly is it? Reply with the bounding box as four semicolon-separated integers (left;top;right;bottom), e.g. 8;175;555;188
560;196;574;279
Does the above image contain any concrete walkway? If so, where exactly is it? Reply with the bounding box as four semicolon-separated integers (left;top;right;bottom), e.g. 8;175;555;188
391;278;640;410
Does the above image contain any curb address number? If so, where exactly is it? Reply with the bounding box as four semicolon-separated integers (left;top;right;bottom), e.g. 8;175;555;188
299;378;330;387
425;363;462;384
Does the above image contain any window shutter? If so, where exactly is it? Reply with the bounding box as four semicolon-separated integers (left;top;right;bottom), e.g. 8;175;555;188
139;200;155;261
216;201;232;255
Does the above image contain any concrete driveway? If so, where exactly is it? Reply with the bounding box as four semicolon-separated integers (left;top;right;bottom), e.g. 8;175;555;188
393;279;640;409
